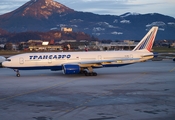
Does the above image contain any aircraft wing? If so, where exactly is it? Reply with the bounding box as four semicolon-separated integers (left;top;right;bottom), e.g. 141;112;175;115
63;58;140;67
141;54;154;57
79;58;139;64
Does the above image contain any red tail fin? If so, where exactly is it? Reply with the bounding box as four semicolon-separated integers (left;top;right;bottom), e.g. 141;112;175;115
133;27;158;52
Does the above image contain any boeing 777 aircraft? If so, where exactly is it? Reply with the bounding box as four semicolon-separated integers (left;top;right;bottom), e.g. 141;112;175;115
2;27;158;77
0;56;6;63
157;53;175;62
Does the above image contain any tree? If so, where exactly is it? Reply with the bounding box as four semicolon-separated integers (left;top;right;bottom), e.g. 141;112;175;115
18;44;23;50
4;43;13;50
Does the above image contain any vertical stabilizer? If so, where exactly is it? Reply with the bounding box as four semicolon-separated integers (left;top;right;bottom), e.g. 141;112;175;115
133;27;158;52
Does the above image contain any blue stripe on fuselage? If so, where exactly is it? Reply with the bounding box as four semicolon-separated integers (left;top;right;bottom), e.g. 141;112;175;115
8;66;62;71
7;63;132;71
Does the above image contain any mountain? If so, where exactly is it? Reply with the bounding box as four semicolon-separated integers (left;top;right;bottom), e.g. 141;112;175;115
0;0;175;40
0;0;74;32
1;0;74;18
0;28;8;35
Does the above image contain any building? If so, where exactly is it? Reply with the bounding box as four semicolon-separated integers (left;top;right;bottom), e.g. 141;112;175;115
97;40;138;51
61;27;72;32
171;42;175;48
29;45;62;51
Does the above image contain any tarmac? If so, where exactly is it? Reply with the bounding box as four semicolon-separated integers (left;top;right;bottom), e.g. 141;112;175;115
0;60;175;120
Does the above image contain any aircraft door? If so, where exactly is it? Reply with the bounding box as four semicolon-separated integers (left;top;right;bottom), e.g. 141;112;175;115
19;58;24;64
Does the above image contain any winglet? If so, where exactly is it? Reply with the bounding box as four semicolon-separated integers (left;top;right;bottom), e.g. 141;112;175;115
132;26;158;52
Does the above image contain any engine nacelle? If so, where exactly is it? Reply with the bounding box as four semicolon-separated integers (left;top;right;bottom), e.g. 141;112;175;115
62;64;80;74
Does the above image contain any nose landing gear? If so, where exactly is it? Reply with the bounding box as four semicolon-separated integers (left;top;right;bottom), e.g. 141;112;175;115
14;69;20;77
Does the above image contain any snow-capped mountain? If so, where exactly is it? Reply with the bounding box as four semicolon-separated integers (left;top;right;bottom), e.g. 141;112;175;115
0;0;175;40
2;0;74;19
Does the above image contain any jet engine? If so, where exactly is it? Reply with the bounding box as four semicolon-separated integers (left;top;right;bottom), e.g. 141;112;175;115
62;64;80;74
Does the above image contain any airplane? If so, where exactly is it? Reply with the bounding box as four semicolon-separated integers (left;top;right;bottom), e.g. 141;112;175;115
2;26;158;77
0;56;6;67
0;56;6;63
157;53;175;62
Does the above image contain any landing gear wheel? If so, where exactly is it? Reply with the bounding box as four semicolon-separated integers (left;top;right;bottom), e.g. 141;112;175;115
83;70;88;74
84;72;97;76
14;69;20;77
16;73;20;77
85;72;88;76
83;67;98;76
93;72;97;76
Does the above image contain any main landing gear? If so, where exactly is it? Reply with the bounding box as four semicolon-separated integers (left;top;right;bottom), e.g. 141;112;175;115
81;67;97;76
14;69;20;77
84;72;97;76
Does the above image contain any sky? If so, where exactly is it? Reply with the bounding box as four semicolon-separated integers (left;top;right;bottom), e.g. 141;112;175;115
0;0;175;18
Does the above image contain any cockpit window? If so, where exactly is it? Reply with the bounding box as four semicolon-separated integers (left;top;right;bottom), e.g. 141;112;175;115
6;59;11;61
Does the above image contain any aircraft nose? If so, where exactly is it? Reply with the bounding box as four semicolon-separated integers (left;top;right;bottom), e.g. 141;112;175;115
2;61;6;67
2;57;13;67
2;61;10;68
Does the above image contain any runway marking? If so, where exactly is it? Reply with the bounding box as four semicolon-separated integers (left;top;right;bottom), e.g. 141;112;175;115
169;67;175;72
0;78;81;102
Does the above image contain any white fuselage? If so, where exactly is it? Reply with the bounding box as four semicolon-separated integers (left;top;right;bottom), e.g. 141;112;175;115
2;50;153;70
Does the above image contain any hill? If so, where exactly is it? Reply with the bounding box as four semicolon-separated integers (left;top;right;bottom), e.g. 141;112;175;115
0;0;175;40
